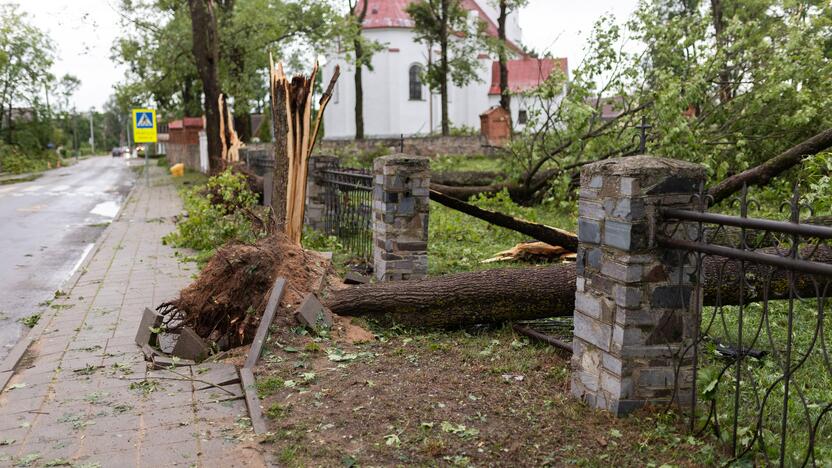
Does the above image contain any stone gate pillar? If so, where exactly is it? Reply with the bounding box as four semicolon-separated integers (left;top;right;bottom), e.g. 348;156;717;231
570;155;706;415
372;154;430;282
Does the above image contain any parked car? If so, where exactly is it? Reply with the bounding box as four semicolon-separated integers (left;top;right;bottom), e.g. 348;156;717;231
111;147;123;157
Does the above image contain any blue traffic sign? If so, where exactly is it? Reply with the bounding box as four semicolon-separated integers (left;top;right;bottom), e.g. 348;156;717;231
135;112;154;129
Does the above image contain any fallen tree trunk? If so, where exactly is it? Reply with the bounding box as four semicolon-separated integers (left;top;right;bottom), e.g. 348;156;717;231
708;127;832;205
431;171;502;187
429;189;579;252
325;246;832;328
430;182;512;200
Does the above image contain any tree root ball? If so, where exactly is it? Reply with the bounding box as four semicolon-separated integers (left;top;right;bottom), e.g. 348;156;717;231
158;233;336;349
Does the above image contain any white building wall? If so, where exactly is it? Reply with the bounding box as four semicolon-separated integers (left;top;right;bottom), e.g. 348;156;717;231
321;1;526;140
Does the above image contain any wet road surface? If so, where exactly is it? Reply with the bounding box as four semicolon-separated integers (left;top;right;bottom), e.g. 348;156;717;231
0;156;136;360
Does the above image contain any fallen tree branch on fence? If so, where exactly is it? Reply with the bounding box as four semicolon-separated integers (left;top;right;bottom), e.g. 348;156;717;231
429;189;579;252
325;246;832;328
708;127;832;205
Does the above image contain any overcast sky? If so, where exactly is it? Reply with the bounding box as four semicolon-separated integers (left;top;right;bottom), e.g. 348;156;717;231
3;0;639;110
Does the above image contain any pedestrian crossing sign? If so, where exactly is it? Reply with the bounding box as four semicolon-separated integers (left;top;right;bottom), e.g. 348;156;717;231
132;108;157;143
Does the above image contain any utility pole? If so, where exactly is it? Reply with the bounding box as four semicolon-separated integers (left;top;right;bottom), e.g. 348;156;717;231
89;107;95;155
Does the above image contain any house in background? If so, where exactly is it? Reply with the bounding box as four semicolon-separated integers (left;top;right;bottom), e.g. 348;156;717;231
322;0;567;140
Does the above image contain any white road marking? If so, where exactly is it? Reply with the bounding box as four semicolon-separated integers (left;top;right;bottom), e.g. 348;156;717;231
22;185;44;192
90;201;121;218
67;243;95;281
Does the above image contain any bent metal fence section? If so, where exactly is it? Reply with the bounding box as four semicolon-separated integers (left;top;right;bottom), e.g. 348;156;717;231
658;184;832;466
320;168;373;261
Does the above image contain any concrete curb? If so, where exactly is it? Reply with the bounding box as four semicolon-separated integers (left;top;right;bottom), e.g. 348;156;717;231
0;169;143;390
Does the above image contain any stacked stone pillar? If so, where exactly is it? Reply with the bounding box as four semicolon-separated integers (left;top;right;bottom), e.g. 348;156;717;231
570;155;706;415
304;155;339;232
372;154;430;281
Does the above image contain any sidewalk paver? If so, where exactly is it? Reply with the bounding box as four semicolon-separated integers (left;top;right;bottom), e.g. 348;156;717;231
0;167;266;467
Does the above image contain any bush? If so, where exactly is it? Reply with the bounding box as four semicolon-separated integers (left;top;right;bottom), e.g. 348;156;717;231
163;169;264;261
0;143;54;174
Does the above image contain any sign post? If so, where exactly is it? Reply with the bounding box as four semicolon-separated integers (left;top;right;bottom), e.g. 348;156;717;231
132;109;158;186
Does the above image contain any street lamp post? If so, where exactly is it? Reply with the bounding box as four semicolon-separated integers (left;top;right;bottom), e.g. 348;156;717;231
89;107;95;155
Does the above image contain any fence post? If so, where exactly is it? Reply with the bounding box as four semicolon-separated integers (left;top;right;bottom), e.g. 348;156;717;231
304;155;339;232
570;155;706;416
372;154;430;281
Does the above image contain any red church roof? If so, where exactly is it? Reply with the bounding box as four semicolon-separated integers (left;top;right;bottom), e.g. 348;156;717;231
356;0;521;52
488;58;568;95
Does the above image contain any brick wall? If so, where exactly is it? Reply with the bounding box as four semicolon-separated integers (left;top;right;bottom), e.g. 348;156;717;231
317;135;499;157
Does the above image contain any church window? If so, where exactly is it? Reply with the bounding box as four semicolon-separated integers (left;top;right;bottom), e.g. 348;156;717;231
409;64;423;101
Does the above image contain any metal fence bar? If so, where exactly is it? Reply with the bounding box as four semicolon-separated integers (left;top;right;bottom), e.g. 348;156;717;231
319;167;373;261
658;183;832;466
658;237;832;277
661;207;832;239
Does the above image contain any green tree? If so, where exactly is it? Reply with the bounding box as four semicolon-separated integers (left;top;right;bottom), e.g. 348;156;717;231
503;0;832;203
406;0;489;136
0;5;56;145
114;0;340;171
490;0;527;115
344;0;383;140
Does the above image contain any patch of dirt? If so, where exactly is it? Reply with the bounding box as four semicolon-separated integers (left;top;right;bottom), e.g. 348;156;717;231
158;233;341;350
252;325;724;466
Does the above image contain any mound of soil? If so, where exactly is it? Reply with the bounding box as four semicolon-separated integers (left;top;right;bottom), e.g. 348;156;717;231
158;232;339;349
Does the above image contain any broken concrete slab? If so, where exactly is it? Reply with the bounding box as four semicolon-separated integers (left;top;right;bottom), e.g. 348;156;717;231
134;308;163;347
142;343;161;361
295;293;332;333
239;368;268;434
152;355;196;370
172;327;210;362
344;271;370;285
193;364;241;390
243;277;286;369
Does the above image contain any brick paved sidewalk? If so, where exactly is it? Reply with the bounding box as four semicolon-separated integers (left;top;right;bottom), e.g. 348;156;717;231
0;167;265;467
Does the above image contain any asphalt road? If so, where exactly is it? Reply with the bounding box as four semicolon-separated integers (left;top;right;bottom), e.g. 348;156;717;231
0;156;137;361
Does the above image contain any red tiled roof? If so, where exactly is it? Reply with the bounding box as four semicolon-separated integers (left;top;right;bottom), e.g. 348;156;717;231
167;117;204;130
356;0;523;53
183;117;204;128
488;57;568;95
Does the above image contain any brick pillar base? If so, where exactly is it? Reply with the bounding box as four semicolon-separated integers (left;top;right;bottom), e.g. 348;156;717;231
372;154;430;282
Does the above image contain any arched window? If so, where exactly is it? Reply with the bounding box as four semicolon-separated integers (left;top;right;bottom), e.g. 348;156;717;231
409;64;423;101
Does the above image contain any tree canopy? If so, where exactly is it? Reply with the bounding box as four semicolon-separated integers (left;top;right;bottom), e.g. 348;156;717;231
113;0;341;125
505;0;832;202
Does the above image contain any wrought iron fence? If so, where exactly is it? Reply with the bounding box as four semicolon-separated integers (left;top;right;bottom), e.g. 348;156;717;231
320;168;373;261
658;184;832;466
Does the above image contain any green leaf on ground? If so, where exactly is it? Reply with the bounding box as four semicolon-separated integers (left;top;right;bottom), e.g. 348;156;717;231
383;434;400;447
327;349;358;362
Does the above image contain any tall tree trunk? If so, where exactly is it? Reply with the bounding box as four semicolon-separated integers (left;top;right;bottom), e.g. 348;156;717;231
352;0;369;140
440;0;450;136
187;0;223;174
497;0;511;115
711;0;731;104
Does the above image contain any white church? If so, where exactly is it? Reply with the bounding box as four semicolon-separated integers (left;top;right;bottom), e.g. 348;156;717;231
322;0;567;139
